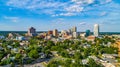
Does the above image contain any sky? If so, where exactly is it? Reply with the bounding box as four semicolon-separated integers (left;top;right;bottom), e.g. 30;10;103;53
0;0;120;32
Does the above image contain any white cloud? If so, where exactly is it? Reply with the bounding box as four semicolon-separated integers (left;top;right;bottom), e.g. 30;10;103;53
71;0;94;4
87;0;95;4
105;0;112;3
52;4;84;16
79;22;87;25
6;0;113;16
65;5;84;12
4;16;18;19
7;0;29;7
60;13;76;16
99;0;112;4
100;12;107;16
53;12;77;16
3;16;19;23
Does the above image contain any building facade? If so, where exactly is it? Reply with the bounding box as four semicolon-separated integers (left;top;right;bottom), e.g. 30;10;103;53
27;27;37;36
53;29;58;37
94;24;99;37
72;26;77;32
85;30;91;37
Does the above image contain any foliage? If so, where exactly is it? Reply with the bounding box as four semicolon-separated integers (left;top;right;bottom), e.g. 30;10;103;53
15;53;22;59
28;49;39;59
87;58;102;67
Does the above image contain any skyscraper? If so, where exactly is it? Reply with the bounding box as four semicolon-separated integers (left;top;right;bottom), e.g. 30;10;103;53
94;24;99;37
85;30;91;37
71;26;77;33
53;29;58;37
27;27;37;36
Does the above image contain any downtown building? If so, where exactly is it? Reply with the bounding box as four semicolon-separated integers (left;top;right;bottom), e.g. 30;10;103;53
27;27;37;36
53;29;58;37
94;24;99;37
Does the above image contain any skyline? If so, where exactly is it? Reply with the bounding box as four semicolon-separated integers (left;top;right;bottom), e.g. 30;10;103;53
0;0;120;32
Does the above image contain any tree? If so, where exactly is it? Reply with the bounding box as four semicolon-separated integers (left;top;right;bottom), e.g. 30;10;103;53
0;53;4;60
74;52;83;59
87;58;102;67
47;60;60;67
0;58;11;65
45;50;52;58
83;48;90;59
47;41;55;46
71;44;78;50
70;59;83;67
60;50;69;58
13;42;20;48
15;53;22;59
28;50;39;59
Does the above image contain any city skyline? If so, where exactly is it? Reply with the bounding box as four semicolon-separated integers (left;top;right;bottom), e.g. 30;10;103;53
0;0;120;32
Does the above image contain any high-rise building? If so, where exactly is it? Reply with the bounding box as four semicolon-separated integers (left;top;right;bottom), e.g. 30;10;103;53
85;30;91;37
94;24;99;37
68;26;77;34
27;27;37;36
72;26;77;32
72;32;78;38
53;29;58;37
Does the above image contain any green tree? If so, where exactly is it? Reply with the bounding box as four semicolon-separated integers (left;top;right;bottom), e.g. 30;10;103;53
0;53;4;60
28;50;39;59
0;58;11;65
74;52;83;59
60;50;69;58
45;50;52;58
87;58;102;67
64;59;72;67
15;53;22;59
47;41;55;46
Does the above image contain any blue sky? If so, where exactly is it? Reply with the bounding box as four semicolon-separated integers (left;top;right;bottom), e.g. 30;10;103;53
0;0;120;32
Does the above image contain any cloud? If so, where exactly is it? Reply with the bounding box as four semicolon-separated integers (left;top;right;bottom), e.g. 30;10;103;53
99;0;112;4
4;16;18;19
53;12;77;16
65;4;84;12
6;0;113;16
106;0;112;3
52;4;84;16
79;22;87;25
71;0;95;4
100;22;118;25
100;12;107;16
3;16;19;23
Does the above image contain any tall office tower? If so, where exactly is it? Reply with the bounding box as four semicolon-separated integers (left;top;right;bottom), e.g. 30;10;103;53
53;29;58;37
85;30;91;37
72;26;77;32
94;24;99;37
28;27;37;36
